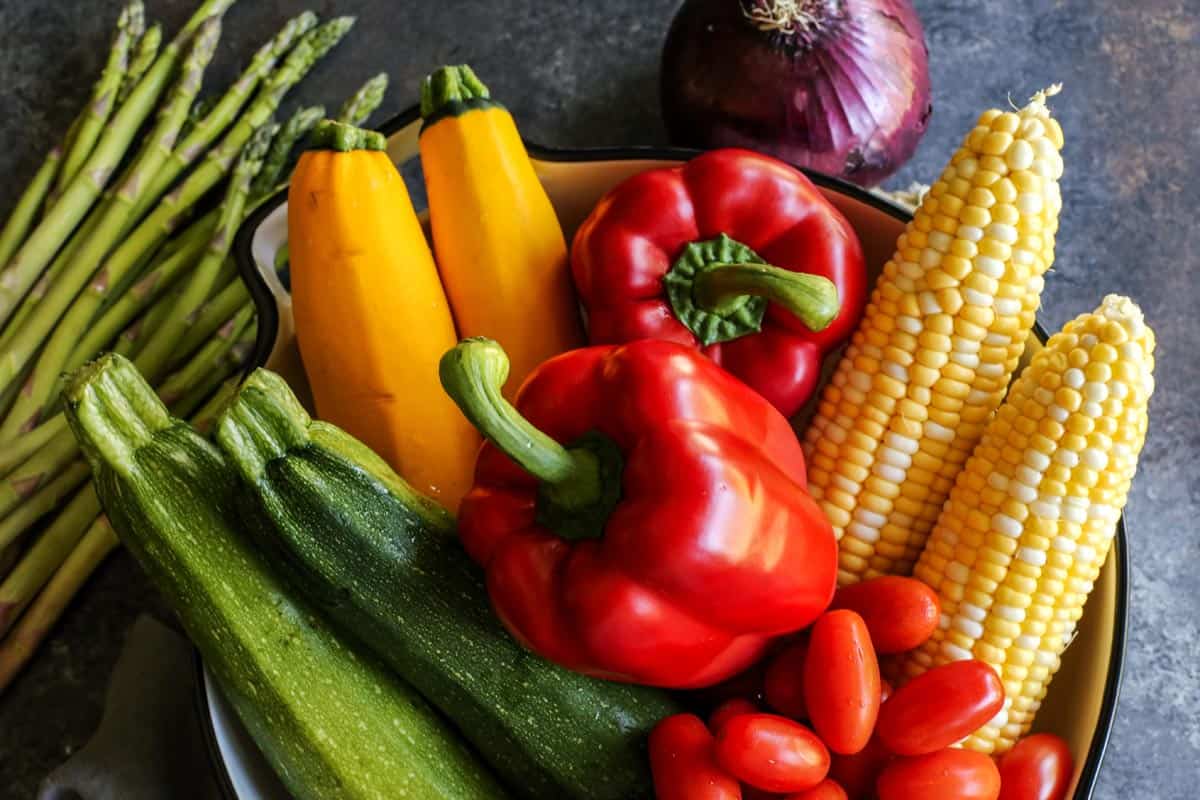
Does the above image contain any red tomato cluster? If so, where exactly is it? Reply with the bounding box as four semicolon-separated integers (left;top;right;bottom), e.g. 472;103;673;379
648;576;1075;800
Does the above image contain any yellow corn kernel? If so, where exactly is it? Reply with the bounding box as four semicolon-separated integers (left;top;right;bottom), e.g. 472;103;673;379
897;295;1154;755
802;87;1064;586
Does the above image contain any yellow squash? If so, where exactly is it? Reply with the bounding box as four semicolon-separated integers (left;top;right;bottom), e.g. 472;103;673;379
419;65;584;396
288;121;478;512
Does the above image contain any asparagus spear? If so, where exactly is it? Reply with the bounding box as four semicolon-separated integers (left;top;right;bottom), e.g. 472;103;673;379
0;514;117;694
0;18;224;438
158;303;254;406
132;11;318;224
57;212;218;384
0;543;19;580
0;0;234;329
0;417;69;480
172;323;256;421
116;286;178;358
173;270;250;359
2;15;353;403
0;211;98;350
0;463;90;555
178;94;218;143
0;427;78;522
0;6;148;327
249;104;324;200
337;72;389;126
0;482;99;635
133;123;274;384
0;149;63;275
53;1;144;195
117;22;163;105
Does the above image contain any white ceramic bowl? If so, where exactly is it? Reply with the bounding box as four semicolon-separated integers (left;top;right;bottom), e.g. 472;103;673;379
200;106;1128;800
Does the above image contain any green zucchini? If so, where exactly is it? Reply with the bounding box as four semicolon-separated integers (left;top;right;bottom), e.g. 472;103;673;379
64;354;505;800
215;369;682;800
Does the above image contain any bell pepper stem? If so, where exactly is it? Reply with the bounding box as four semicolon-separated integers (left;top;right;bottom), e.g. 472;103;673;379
440;338;602;510
692;262;840;333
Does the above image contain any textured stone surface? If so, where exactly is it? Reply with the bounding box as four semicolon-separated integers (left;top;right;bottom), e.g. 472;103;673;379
0;0;1196;796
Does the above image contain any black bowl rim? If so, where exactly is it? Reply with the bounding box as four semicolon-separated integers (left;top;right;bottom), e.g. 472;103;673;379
213;105;1128;800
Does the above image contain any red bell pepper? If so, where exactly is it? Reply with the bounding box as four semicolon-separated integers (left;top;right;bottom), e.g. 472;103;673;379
571;148;867;417
439;337;838;688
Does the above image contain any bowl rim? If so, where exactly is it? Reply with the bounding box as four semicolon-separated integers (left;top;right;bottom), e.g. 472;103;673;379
219;104;1128;800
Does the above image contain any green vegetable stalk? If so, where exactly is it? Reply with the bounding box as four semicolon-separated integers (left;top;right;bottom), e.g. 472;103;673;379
47;211;220;411
132;123;274;385
0;514;117;694
54;1;145;195
250;104;324;200
0;462;91;556
0;15;351;423
0;417;69;480
0;0;234;328
0;17;224;439
0;480;98;635
0;427;79;524
117;22;163;106
0;149;63;278
132;10;318;223
0;365;255;692
337;72;389;126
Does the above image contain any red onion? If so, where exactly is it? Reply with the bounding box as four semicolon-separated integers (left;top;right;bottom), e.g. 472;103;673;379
661;0;932;187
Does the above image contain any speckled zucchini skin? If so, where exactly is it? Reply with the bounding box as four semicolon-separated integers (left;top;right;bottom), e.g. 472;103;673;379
215;369;681;800
65;354;505;800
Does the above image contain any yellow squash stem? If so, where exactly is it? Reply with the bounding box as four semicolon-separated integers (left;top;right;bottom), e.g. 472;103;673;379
419;65;584;396
896;295;1154;754
288;121;478;513
803;87;1065;585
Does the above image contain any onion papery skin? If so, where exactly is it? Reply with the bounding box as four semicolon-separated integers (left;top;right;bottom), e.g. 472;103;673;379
661;0;932;187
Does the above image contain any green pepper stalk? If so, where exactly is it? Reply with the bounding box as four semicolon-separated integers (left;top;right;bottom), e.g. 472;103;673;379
132;11;318;223
133;123;274;386
0;17;224;440
0;513;116;694
53;1;145;196
337;72;389;127
116;22;163;106
440;338;614;520
0;0;234;329
249;104;325;201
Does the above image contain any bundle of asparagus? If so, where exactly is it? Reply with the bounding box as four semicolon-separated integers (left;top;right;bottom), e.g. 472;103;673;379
0;0;391;691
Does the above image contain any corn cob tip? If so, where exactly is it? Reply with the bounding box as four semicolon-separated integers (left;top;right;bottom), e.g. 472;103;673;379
1099;293;1144;334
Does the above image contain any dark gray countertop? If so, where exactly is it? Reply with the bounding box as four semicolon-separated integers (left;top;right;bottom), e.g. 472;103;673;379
1;0;1196;796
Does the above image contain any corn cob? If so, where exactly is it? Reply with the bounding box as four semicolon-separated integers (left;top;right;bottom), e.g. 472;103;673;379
896;295;1154;754
802;87;1065;585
